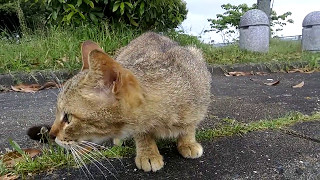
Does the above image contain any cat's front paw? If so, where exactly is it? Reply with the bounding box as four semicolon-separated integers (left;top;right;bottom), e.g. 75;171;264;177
177;142;203;158
135;154;164;172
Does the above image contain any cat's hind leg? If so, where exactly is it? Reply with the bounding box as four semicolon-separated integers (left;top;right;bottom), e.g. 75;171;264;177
177;128;203;158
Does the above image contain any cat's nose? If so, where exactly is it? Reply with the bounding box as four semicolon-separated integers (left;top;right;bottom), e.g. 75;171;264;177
49;130;57;140
49;133;56;140
49;125;59;140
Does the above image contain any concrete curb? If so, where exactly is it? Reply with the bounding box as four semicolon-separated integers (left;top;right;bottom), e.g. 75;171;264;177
0;70;77;91
207;61;312;76
0;61;315;90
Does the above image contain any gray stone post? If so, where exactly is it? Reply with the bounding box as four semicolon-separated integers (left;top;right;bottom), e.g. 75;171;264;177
302;11;320;52
239;9;270;53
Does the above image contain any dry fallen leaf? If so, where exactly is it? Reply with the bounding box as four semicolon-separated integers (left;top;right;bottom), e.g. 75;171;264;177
2;148;42;167
225;71;253;76
0;173;19;180
11;84;41;93
288;69;304;73
292;81;304;88
256;72;269;75
39;82;61;90
303;70;315;74
11;82;61;93
288;68;317;74
264;80;280;86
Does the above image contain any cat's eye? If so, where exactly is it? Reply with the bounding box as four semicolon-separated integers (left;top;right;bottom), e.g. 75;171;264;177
62;114;70;123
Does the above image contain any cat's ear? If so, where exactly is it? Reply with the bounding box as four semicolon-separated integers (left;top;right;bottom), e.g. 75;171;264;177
88;50;144;108
81;40;104;71
88;49;123;91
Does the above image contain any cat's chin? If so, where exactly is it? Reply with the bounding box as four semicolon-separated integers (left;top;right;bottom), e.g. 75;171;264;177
80;136;110;144
54;136;110;149
55;138;77;149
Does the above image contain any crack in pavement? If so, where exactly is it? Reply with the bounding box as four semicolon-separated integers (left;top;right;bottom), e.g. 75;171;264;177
279;127;320;143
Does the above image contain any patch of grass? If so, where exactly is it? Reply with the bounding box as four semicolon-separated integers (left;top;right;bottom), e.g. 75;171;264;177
203;40;320;66
0;159;8;176
196;112;320;141
166;31;320;67
14;145;74;178
1;27;320;74
0;23;142;73
0;142;134;178
0;112;319;177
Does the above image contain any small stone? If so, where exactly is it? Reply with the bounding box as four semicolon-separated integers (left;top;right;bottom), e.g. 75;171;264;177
276;165;284;174
295;168;303;175
233;174;240;179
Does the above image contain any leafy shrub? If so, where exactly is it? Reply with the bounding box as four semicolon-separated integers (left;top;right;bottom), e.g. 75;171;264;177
0;0;47;34
28;0;187;31
0;1;20;32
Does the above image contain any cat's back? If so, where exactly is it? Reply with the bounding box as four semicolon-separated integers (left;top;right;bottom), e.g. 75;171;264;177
115;32;178;69
116;32;211;102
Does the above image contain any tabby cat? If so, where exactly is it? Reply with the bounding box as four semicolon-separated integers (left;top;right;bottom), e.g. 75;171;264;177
30;32;211;172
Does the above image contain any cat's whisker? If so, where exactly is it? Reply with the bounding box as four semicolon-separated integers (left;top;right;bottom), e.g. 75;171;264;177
81;141;124;169
75;145;117;179
72;146;109;180
71;146;95;180
70;147;89;180
80;141;120;173
50;90;58;97
52;74;63;93
81;141;124;163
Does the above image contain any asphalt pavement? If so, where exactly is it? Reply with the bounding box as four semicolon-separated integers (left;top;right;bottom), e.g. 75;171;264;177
0;70;319;179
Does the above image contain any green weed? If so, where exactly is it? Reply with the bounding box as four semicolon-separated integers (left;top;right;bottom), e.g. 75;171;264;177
1;27;320;73
0;23;142;73
196;112;320;141
1;112;319;177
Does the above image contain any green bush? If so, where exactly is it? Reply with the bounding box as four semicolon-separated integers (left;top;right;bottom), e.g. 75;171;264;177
0;0;47;33
28;0;187;31
0;1;20;32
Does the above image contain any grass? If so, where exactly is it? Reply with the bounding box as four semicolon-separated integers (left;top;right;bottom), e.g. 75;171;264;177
1;112;319;178
1;25;320;74
0;142;134;178
0;23;142;73
196;112;320;141
163;31;320;67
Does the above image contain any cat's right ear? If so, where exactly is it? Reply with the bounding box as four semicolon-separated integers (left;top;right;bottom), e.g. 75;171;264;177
81;40;104;71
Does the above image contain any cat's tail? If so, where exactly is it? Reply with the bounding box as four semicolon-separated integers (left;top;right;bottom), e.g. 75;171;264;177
27;125;51;143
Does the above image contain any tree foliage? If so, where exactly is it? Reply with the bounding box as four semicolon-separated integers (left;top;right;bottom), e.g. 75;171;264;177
205;3;294;36
0;0;47;33
25;0;187;31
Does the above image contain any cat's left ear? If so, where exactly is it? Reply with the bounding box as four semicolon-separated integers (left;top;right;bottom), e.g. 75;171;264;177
81;40;104;71
87;49;144;108
88;49;123;92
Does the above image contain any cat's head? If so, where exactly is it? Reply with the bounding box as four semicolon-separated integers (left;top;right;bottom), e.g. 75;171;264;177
49;40;144;148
